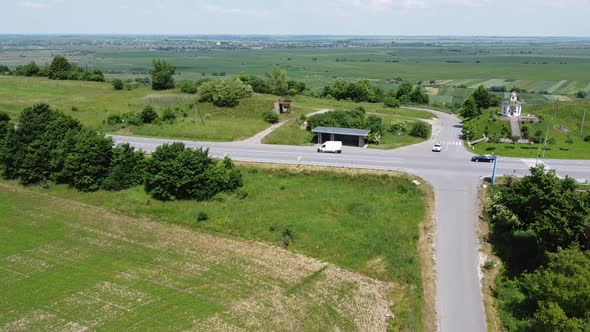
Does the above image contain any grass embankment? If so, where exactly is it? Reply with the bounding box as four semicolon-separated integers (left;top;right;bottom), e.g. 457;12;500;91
0;166;430;331
467;100;590;159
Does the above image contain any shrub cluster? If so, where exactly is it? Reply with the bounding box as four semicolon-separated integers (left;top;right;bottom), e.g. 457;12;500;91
261;111;279;124
238;68;308;96
198;79;253;107
488;165;590;330
409;121;431;139
13;55;105;82
145;143;242;201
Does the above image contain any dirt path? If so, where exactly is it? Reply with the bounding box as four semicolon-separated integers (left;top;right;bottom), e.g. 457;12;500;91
239;119;289;144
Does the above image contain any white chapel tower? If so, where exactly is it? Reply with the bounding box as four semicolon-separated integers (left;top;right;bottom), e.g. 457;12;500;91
501;91;522;117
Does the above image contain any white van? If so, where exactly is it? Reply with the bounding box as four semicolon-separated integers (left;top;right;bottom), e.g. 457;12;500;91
317;141;342;153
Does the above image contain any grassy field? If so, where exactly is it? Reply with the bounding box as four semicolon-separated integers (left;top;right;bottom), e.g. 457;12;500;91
0;182;396;331
0;76;434;150
3;37;590;108
467;101;590;159
0;166;430;330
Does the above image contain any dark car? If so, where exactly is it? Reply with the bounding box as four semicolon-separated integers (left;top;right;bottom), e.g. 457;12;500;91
471;154;496;162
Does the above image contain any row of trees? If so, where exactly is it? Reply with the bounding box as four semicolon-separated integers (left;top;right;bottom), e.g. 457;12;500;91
11;55;105;82
320;80;429;105
0;104;242;201
238;67;308;96
488;166;590;330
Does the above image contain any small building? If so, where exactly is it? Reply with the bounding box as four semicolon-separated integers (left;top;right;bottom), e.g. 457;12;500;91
275;99;292;114
501;91;522;117
312;126;370;147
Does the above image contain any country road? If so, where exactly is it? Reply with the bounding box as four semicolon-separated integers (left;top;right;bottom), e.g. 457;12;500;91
111;110;590;332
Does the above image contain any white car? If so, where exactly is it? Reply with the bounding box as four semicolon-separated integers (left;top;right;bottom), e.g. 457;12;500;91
432;143;442;152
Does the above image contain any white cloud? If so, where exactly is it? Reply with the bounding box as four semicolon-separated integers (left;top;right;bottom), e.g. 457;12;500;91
20;1;50;9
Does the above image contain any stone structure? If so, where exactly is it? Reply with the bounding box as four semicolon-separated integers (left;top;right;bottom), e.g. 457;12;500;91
501;91;522;117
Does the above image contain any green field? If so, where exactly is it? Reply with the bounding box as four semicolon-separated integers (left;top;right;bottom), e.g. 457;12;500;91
467;101;590;159
0;166;429;330
3;36;590;110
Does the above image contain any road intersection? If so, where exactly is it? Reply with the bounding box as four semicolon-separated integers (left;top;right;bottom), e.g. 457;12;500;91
112;110;590;332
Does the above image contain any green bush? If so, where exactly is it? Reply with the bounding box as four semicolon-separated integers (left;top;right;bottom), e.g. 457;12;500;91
197;211;209;222
236;188;248;199
140;105;158;124
107;114;123;125
180;81;198;94
584;135;590;142
262;111;279;124
102;143;146;191
384;96;401;108
198;79;253;107
161;109;177;123
409;121;431;139
144;143;242;201
282;225;295;247
122;112;142;126
112;79;124;91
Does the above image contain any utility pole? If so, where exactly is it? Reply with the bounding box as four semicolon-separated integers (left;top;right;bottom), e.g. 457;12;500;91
542;118;550;158
194;102;204;126
582;100;587;136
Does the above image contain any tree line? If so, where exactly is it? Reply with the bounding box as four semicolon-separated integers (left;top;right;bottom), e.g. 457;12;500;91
7;55;105;82
488;166;590;331
0;104;242;201
321;80;429;105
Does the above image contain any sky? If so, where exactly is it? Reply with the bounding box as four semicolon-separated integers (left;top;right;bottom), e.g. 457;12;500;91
2;0;590;36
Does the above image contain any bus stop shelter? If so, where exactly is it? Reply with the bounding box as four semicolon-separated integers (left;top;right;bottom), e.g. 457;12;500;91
311;126;370;147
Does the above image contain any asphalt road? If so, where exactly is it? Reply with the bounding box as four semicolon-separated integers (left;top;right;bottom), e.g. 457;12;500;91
111;110;590;332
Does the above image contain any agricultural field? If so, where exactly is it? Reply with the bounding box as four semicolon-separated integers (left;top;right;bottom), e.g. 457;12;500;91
3;35;590;107
466;100;590;159
0;166;432;330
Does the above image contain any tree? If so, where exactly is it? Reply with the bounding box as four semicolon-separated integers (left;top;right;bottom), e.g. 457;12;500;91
144;142;242;201
576;90;587;99
396;81;414;103
102;143;146;191
265;67;289;95
198;79;253;107
472;85;492;110
48;55;72;80
523;249;590;331
409;121;431;139
112;79;124;91
488;165;590;272
238;72;270;93
60;129;114;192
150;59;176;90
461;96;479;118
410;86;429;104
140;105;158;124
15;61;40;76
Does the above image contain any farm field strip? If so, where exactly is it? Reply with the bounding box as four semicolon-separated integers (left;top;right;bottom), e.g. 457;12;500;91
0;183;394;331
